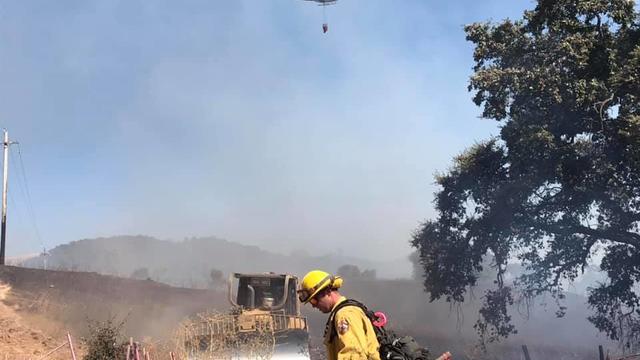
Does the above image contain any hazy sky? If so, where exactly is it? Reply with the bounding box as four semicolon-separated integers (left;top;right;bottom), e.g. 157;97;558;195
1;0;538;260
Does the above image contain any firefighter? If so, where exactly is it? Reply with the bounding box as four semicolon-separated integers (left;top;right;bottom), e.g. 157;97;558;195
298;270;381;360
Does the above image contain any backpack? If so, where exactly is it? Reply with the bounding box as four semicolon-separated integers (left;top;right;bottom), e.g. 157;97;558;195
326;299;431;360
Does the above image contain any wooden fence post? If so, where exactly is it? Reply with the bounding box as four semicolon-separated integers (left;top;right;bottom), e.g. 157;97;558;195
67;332;77;360
36;340;69;360
522;344;531;360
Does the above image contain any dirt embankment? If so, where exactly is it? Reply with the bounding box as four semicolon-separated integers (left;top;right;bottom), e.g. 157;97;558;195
0;283;64;359
0;265;227;358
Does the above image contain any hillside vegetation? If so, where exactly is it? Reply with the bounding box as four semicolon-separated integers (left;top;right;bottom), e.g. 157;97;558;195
22;235;409;287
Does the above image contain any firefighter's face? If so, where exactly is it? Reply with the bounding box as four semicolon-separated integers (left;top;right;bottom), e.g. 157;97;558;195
310;291;332;313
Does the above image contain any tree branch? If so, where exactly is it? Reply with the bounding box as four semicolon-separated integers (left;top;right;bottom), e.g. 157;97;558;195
537;222;640;249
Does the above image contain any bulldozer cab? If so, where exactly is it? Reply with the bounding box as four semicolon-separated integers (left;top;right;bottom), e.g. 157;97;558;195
229;273;301;316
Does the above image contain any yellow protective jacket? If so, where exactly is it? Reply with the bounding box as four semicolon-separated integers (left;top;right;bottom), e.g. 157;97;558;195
323;297;381;360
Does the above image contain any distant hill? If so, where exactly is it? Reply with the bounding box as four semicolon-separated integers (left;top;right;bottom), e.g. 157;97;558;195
21;235;411;287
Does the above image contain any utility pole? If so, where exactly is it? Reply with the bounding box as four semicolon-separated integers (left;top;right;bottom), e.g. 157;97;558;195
0;129;16;266
41;247;49;270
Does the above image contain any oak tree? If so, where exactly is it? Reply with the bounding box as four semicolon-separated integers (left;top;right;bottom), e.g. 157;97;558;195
412;0;640;348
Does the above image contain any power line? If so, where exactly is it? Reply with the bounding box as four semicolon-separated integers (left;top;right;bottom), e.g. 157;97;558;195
8;148;38;251
7;182;26;229
13;144;45;252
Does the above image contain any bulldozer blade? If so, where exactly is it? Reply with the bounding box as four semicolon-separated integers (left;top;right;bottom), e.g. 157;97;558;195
270;331;311;359
184;332;311;360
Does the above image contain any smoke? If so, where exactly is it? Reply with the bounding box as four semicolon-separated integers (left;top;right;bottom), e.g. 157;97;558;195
0;0;532;259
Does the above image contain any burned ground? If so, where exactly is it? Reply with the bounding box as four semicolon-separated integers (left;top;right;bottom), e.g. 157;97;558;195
0;265;618;359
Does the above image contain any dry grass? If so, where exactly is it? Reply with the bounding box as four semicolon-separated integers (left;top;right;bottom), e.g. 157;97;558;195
174;309;276;360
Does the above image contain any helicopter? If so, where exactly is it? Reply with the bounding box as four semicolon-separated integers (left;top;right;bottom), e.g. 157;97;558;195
304;0;338;33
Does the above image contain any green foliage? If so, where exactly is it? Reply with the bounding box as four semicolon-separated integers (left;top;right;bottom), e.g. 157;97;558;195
209;268;225;289
412;0;640;348
130;267;150;280
337;264;377;279
408;251;423;281
83;318;127;360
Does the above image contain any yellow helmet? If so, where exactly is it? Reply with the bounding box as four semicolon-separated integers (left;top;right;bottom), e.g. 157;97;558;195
297;270;343;304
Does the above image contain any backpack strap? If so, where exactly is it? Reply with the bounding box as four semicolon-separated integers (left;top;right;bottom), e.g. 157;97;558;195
324;299;379;342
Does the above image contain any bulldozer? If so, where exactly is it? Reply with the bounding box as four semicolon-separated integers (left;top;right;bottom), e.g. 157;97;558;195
180;273;311;360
